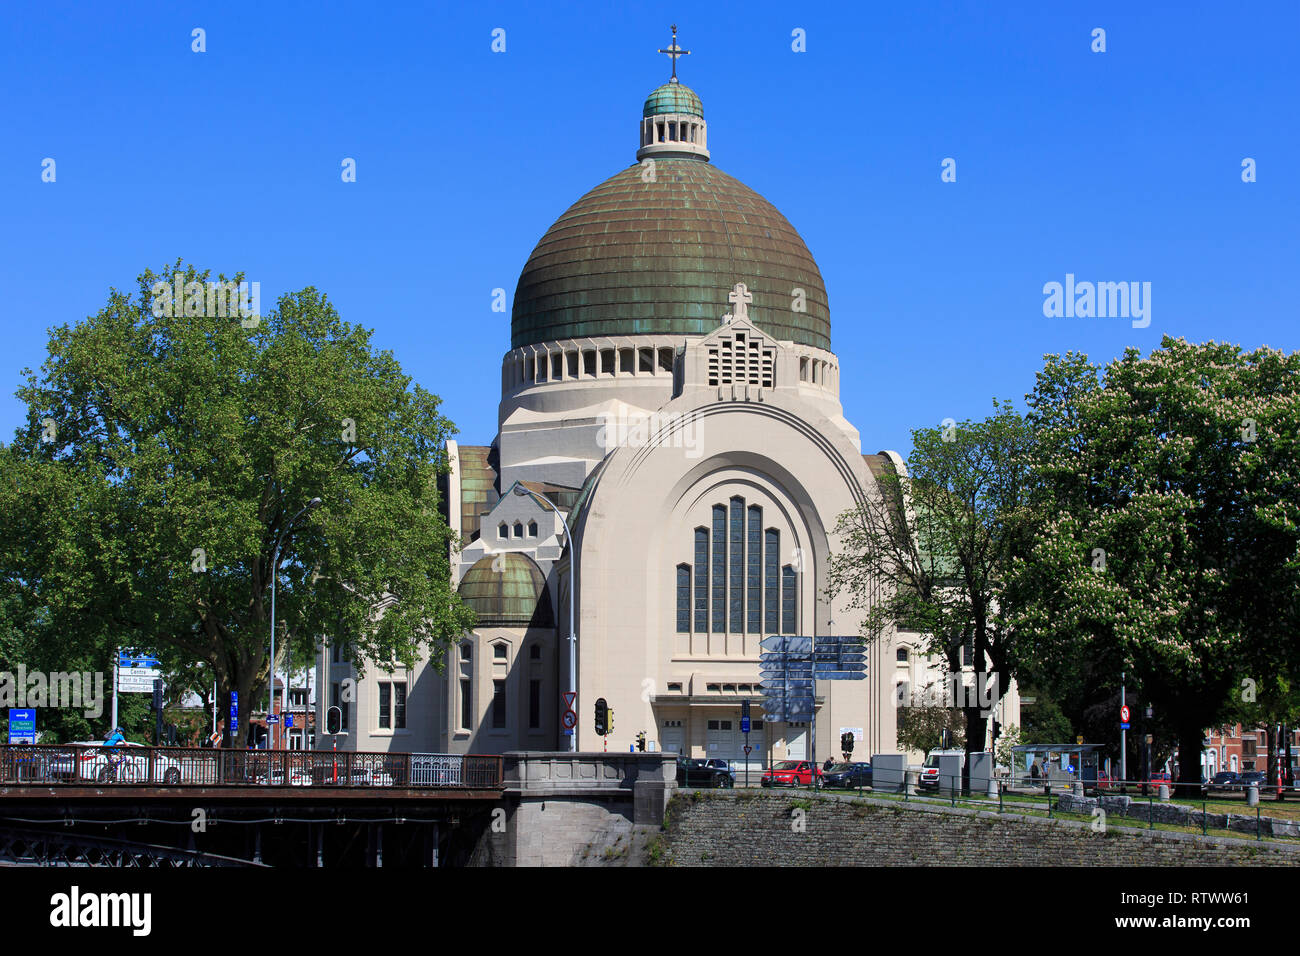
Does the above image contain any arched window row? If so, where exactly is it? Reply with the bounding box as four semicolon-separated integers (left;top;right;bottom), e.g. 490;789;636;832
675;496;797;635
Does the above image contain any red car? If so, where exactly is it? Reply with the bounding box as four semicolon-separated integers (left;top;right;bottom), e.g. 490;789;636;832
761;760;822;788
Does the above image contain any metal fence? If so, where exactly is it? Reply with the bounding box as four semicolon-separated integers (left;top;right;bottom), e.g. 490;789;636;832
0;745;503;790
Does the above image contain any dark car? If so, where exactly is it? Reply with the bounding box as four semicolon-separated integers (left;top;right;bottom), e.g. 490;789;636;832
1239;771;1267;791
821;762;872;790
1205;771;1240;794
703;759;737;786
676;757;732;789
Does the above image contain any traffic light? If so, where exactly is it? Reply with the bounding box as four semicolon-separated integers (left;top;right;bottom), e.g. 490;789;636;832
636;731;646;752
595;698;608;736
840;731;854;759
325;706;342;736
992;720;1002;742
741;700;751;721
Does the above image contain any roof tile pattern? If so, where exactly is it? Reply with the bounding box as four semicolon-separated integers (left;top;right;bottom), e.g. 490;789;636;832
511;159;831;351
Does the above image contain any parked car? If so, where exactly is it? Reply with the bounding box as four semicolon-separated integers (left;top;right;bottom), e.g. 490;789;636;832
822;762;872;789
1239;771;1267;791
69;742;183;784
677;757;733;788
760;760;821;788
701;759;737;786
1205;771;1241;794
257;769;314;787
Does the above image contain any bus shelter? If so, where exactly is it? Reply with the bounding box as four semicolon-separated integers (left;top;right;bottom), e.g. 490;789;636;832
1012;744;1108;791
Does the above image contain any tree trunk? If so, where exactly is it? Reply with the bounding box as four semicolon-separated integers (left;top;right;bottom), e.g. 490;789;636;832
1176;721;1204;796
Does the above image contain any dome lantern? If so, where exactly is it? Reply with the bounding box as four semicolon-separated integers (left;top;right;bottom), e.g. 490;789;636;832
637;26;709;162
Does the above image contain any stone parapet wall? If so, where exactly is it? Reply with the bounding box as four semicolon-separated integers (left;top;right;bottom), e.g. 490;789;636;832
654;791;1300;866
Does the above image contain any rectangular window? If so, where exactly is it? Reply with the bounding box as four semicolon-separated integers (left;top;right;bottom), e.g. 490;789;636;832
747;506;762;633
460;678;472;730
764;529;779;633
729;498;744;633
676;565;691;633
962;638;974;667
492;679;506;729
711;506;726;632
694;528;709;632
529;679;541;729
394;683;406;730
781;565;796;633
379;682;391;729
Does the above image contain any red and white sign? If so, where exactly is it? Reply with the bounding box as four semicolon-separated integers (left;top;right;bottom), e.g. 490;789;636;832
1120;705;1131;723
562;692;576;710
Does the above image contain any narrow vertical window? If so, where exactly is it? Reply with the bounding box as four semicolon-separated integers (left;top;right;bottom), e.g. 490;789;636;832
764;529;779;633
747;505;762;633
711;505;726;632
529;679;541;729
694;527;708;632
781;565;796;633
492;679;506;729
729;497;744;633
460;678;472;730
395;683;406;729
676;564;691;633
378;682;391;729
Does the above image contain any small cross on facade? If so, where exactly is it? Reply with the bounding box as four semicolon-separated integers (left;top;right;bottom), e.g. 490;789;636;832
658;24;691;81
728;282;753;322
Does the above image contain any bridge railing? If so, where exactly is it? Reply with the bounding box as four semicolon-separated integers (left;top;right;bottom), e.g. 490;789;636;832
0;745;502;789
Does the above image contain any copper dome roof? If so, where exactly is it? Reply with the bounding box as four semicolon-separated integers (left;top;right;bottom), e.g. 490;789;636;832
510;157;831;351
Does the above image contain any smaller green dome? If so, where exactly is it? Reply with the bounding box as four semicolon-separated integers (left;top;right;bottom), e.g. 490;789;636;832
459;553;553;628
643;81;703;118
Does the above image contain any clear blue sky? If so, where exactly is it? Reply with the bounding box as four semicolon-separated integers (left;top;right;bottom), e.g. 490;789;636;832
3;1;1296;459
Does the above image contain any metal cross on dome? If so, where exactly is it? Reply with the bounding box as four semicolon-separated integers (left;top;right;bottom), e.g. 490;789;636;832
658;24;690;81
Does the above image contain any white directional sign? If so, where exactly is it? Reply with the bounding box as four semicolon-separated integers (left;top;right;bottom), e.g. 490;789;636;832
118;674;161;693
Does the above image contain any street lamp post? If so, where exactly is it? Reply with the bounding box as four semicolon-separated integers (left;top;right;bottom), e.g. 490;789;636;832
270;497;322;752
513;484;577;753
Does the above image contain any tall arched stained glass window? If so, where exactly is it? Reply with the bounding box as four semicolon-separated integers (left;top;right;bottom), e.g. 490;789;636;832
676;564;690;633
711;505;726;632
729;498;745;633
694;528;708;632
747;506;762;633
781;564;796;633
764;529;780;633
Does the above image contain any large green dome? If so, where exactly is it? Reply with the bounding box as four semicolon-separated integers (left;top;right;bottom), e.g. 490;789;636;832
510;158;831;351
643;81;703;118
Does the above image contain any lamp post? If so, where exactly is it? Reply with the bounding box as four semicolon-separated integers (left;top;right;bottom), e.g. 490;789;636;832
270;497;322;752
513;484;577;752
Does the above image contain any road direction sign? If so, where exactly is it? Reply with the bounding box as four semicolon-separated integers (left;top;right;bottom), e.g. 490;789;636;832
118;653;161;668
119;675;163;693
267;715;279;724
8;708;35;744
813;670;868;681
230;691;238;726
760;635;813;654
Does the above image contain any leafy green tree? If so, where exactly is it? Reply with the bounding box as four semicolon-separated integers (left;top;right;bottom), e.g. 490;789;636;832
1010;339;1300;790
829;401;1033;788
1;262;476;749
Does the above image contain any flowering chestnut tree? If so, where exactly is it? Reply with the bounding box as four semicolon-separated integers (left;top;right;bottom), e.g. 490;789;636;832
1009;339;1300;789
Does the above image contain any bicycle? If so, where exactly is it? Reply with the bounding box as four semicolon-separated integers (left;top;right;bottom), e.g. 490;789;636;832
96;748;137;784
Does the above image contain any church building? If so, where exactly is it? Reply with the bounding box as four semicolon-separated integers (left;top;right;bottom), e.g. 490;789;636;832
321;30;1019;767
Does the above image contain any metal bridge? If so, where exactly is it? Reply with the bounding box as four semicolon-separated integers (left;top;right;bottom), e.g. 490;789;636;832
0;745;503;867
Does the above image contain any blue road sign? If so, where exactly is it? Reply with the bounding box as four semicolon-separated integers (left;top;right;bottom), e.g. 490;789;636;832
267;714;279;724
284;714;293;728
1120;722;1130;730
814;670;868;680
815;635;864;644
564;728;573;735
8;708;36;744
118;653;161;668
230;691;239;725
760;635;813;654
759;653;813;666
741;715;750;733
